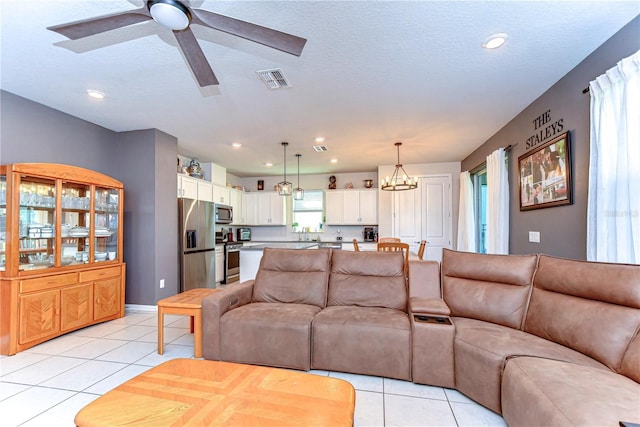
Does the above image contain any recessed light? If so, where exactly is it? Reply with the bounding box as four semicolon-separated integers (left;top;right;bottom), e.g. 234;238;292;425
86;89;105;99
330;159;338;164
482;33;508;49
315;136;325;143
231;143;242;148
265;162;273;167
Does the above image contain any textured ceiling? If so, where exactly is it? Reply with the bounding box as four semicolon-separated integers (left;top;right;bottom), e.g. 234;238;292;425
1;1;638;177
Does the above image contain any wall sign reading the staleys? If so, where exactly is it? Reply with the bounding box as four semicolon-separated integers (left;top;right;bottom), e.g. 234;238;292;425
525;109;564;150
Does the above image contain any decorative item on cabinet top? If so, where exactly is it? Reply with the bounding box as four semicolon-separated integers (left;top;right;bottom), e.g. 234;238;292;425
187;159;203;179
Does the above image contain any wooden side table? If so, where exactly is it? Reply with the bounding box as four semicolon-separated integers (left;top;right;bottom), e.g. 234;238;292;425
157;288;219;358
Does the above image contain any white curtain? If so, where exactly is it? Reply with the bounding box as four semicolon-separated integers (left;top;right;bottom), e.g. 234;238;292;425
486;148;509;254
587;50;640;264
457;171;476;252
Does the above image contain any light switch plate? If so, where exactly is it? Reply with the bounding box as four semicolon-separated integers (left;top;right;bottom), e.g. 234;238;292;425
529;231;540;243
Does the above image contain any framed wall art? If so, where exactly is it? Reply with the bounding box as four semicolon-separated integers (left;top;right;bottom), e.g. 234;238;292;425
518;131;572;211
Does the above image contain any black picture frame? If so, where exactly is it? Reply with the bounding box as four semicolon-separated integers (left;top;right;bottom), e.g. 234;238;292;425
518;131;572;211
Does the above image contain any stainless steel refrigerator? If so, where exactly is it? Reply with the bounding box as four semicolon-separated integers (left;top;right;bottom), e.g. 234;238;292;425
178;198;216;291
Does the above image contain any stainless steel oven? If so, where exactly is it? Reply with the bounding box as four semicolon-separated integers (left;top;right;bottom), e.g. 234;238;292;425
224;242;243;284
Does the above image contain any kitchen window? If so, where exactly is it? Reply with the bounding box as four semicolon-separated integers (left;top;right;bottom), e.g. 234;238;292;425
292;190;324;233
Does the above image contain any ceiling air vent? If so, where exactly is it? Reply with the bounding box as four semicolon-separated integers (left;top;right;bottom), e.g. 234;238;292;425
313;145;328;152
256;68;291;89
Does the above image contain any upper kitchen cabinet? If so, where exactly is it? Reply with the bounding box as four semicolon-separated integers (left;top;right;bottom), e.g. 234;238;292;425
244;192;286;226
177;174;212;202
229;188;246;225
325;189;377;225
212;185;230;205
0;163;126;355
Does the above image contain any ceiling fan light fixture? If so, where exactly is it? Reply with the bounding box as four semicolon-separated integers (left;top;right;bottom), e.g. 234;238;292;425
148;0;191;30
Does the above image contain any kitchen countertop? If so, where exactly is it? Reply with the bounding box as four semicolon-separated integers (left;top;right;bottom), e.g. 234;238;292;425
241;242;320;250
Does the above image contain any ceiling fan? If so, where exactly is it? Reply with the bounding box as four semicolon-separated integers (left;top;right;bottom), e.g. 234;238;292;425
48;0;307;87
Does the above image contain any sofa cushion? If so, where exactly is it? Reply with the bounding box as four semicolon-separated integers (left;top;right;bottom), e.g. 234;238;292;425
252;248;331;308
525;255;640;377
312;306;411;380
502;356;640;427
452;317;608;414
220;302;321;370
441;249;538;329
328;250;407;310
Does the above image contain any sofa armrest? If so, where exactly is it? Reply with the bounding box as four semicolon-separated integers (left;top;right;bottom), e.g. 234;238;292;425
202;281;254;360
409;260;441;298
410;297;451;316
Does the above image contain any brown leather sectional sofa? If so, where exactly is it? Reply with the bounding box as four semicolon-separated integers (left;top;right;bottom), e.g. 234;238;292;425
202;247;640;426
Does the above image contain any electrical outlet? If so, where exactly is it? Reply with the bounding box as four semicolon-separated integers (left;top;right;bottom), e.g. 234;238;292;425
529;231;540;243
160;279;165;289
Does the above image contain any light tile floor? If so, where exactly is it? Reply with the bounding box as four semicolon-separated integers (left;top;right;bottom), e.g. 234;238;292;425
0;310;507;427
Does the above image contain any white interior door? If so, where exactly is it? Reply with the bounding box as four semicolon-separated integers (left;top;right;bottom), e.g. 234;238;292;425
392;175;452;262
421;175;452;262
393;188;422;254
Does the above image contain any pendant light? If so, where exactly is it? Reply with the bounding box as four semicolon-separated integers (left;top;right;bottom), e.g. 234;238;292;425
277;141;292;196
380;142;418;191
293;153;304;200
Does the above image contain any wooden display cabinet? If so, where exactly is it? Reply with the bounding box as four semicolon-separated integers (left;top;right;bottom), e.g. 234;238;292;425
0;163;126;355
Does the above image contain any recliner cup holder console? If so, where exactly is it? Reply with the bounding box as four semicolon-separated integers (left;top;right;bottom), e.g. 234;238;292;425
413;315;452;325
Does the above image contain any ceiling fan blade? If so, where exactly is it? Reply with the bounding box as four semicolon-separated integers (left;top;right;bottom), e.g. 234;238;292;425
47;7;152;40
191;9;307;56
173;28;219;87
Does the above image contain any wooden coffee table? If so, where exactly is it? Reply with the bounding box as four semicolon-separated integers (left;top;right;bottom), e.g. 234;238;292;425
75;358;356;427
157;288;219;358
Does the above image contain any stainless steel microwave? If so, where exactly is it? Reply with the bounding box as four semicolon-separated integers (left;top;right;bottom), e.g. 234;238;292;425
215;204;233;224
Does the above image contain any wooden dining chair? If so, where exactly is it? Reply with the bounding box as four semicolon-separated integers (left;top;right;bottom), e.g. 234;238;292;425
417;240;427;260
378;237;401;243
377;242;410;278
352;239;360;251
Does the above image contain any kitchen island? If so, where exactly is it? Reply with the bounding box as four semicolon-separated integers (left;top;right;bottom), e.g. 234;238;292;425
240;242;320;282
240;240;342;283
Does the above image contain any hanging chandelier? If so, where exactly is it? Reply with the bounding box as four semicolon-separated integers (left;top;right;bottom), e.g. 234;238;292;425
277;141;292;196
380;142;418;191
293;153;304;200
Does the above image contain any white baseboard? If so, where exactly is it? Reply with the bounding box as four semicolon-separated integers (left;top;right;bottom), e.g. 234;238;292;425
125;304;156;313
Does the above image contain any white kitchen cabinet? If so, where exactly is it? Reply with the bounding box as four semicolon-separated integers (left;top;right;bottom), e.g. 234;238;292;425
177;175;213;201
177;175;198;199
256;192;286;225
325;189;377;225
213;185;230;205
358;190;378;224
324;191;344;224
243;192;285;226
244;193;258;225
229;189;246;225
197;180;213;202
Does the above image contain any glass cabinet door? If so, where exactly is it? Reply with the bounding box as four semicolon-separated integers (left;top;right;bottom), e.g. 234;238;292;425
19;176;56;271
94;187;119;262
0;174;6;272
61;181;91;265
